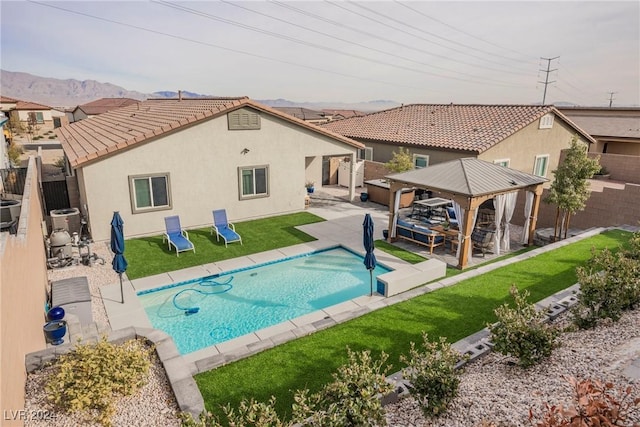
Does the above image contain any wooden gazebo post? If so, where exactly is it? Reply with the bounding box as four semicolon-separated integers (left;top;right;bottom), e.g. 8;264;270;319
527;184;545;246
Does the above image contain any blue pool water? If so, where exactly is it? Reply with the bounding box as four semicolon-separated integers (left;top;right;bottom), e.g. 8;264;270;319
137;246;391;354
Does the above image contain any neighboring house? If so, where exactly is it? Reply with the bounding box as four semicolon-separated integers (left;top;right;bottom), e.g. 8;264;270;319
558;107;640;156
0;95;19;113
273;107;329;124
67;97;141;123
321;104;595;180
7;100;54;129
321;109;366;120
56;97;363;241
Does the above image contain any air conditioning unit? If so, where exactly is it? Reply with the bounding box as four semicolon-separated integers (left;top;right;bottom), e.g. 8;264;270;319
50;208;81;235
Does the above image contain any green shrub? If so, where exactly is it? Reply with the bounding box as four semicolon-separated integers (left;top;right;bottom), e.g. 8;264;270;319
400;333;462;417
180;396;288;427
572;247;640;329
45;337;152;427
292;348;394;427
489;285;558;368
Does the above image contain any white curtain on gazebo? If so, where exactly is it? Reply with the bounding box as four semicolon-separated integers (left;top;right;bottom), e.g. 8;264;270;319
493;196;505;255
521;191;534;244
390;189;403;238
494;191;518;255
501;192;517;252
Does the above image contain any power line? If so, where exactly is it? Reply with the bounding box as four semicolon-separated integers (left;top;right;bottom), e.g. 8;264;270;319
269;0;533;78
24;0;437;94
154;0;524;87
391;0;537;65
340;0;535;72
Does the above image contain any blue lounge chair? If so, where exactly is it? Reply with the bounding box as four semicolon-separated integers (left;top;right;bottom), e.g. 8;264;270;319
163;216;195;256
211;209;242;247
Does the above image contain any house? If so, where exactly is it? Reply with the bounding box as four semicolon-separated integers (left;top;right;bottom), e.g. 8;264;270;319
557;106;640;156
272;107;329;124
321;109;367;120
67;97;141;123
8;100;55;129
0;95;19;113
0;96;66;132
321;104;595;180
55;97;363;241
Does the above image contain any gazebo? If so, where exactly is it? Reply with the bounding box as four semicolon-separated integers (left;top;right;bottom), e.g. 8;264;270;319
385;158;548;269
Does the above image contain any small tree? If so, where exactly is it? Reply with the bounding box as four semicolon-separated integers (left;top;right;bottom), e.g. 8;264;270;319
544;136;600;241
385;147;414;174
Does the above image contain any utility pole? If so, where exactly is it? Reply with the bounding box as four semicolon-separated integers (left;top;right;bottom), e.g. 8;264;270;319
539;56;559;104
608;92;617;107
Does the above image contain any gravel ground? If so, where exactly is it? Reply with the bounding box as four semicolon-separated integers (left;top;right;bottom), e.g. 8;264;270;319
386;309;640;426
24;341;180;427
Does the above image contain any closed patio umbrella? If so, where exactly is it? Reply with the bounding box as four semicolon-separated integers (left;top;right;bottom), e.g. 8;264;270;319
110;211;128;304
363;213;377;296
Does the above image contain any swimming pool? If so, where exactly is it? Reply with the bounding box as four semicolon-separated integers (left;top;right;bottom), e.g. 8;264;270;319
137;246;392;354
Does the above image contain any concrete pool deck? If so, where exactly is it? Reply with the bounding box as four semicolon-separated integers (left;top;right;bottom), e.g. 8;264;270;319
101;201;415;368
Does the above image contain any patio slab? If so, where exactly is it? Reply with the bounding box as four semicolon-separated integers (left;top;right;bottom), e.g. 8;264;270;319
167;265;211;283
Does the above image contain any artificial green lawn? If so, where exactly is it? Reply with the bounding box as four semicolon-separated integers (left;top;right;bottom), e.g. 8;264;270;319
124;212;325;279
195;229;632;419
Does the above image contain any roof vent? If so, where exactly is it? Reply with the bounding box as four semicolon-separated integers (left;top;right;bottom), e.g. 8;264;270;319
178;90;182;101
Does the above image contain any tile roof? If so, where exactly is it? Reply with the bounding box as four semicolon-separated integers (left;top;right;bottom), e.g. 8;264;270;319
273;107;327;121
15;100;52;110
0;96;19;103
322;109;366;119
76;98;141;116
387;157;548;197
56;97;363;167
321;104;592;153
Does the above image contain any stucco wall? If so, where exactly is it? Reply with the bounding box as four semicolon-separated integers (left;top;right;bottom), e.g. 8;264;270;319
590;152;640;183
513;182;640;230
79;111;359;241
479;115;589;181
0;158;48;426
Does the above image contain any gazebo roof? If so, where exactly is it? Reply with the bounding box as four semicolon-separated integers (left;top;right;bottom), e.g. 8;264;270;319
386;158;548;198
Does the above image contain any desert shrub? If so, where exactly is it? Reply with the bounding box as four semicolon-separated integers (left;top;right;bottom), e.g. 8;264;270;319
53;156;66;170
180;396;289;427
489;285;558;368
529;377;640;426
573;247;640;329
400;333;462;417
45;337;152;427
292;348;394;427
7;141;23;167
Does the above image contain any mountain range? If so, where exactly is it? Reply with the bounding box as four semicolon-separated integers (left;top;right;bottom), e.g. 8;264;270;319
0;70;399;112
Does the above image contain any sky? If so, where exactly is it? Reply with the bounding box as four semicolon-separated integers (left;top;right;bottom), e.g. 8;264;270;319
1;1;639;106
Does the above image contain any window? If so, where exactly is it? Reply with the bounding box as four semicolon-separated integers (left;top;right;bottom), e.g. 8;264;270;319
359;147;373;161
533;155;549;177
494;159;510;167
35;112;44;124
413;154;429;168
539;113;554;129
228;108;261;130
239;165;269;199
129;173;171;213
